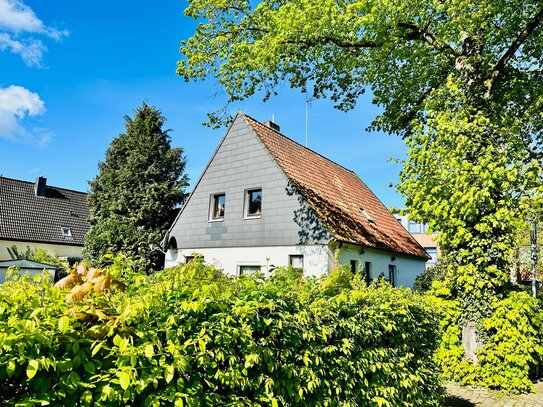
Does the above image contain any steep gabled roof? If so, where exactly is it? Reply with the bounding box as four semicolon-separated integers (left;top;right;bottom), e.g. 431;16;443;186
0;176;89;246
243;113;430;259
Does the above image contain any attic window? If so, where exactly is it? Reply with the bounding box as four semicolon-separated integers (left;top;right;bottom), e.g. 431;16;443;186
62;227;72;237
359;208;375;224
210;193;225;220
245;189;262;218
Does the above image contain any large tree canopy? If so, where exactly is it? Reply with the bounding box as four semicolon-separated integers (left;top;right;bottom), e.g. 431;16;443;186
178;0;543;163
84;103;189;269
178;0;543;319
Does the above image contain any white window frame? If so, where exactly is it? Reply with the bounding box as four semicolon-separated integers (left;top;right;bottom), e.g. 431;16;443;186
61;227;72;237
288;254;304;270
244;188;262;219
238;264;261;275
209;193;225;222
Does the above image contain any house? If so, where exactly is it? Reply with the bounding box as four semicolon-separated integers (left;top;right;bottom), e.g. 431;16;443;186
393;212;440;268
0;176;90;260
164;112;430;287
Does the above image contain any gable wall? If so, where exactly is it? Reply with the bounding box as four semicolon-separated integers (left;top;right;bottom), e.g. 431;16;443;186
169;115;330;249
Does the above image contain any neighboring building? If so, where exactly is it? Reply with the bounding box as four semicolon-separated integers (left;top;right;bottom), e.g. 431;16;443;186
0;259;56;284
0;176;89;260
164;112;430;287
393;212;439;268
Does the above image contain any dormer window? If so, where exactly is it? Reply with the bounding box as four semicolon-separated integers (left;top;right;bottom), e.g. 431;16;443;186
359;208;374;224
61;227;72;237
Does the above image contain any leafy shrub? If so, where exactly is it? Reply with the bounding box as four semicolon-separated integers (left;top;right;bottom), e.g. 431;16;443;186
427;280;543;393
0;258;443;406
413;263;445;293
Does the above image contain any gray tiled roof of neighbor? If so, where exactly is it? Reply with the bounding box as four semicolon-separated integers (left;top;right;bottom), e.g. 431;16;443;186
0;176;89;246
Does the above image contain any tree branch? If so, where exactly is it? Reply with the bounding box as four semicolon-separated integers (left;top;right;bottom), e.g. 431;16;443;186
397;22;460;64
486;5;543;93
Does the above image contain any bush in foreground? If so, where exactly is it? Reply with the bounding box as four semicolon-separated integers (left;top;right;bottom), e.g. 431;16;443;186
0;259;443;406
427;280;543;394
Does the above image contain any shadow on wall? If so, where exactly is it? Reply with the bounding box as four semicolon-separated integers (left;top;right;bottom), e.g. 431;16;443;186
286;181;329;245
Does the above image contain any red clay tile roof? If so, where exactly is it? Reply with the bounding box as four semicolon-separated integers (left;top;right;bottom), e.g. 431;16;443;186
244;113;430;259
0;176;89;246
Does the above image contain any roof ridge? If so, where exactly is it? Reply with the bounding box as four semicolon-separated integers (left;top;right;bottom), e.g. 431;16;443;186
0;176;88;195
242;113;357;176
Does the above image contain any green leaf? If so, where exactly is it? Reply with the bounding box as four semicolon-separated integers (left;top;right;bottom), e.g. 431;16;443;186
81;390;93;404
164;365;174;383
26;359;39;379
84;361;96;374
145;344;154;359
6;360;16;377
58;316;70;334
91;341;104;357
118;371;130;391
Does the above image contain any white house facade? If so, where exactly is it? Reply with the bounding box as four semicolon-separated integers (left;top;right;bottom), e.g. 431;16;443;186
164;112;430;287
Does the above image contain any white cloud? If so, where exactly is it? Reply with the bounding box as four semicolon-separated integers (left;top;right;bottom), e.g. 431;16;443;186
0;0;68;66
0;85;52;146
0;32;44;66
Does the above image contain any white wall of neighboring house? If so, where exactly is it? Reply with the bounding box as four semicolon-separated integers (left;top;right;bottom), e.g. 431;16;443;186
0;240;83;260
165;244;332;277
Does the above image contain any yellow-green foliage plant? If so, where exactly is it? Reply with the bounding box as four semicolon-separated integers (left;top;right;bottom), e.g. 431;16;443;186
0;257;443;406
426;279;543;394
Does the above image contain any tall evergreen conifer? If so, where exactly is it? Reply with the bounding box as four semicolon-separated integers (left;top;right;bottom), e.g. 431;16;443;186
84;103;188;269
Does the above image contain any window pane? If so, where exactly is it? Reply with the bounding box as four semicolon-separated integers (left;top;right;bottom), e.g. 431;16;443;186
350;260;357;274
388;265;397;287
248;190;262;216
213;194;225;219
425;247;438;263
239;265;260;275
289;255;303;269
364;262;371;283
408;220;421;233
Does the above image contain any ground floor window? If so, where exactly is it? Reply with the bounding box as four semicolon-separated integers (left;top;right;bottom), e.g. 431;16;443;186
350;260;357;275
388;264;397;287
239;265;261;275
289;255;304;271
184;255;195;263
364;261;372;284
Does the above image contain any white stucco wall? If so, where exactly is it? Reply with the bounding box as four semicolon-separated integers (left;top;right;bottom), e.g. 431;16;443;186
166;243;426;287
0;240;83;260
165;244;332;277
335;244;426;288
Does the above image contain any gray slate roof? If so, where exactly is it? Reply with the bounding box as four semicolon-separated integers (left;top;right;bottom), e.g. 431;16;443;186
0;176;89;246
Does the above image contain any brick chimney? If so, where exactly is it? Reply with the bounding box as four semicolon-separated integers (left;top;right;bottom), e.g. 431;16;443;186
263;120;280;132
34;176;46;197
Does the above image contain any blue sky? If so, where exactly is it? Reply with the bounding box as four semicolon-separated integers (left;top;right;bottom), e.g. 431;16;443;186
0;0;408;208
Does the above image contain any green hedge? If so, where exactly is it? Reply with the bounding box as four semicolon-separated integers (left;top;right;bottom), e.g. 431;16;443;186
0;259;442;406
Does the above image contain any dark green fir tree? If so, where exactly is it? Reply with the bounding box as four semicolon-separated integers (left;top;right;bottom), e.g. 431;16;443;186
84;102;188;269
